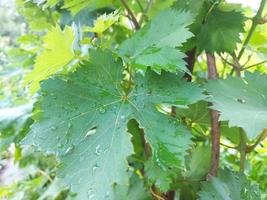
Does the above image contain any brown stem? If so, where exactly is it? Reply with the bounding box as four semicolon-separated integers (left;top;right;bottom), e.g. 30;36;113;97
206;53;220;178
183;47;197;81
121;0;140;30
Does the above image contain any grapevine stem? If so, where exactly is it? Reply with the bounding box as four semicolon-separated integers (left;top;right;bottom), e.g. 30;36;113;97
237;0;266;60
230;0;267;75
206;53;220;178
120;0;140;30
239;131;247;173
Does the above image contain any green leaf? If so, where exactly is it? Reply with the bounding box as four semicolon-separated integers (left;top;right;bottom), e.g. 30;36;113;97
62;0;113;15
197;7;246;53
199;168;261;200
113;172;152;200
0;104;32;150
84;10;119;36
119;8;194;74
23;25;75;94
204;72;267;140
133;47;187;74
144;159;179;192
185;145;210;180
22;49;203;199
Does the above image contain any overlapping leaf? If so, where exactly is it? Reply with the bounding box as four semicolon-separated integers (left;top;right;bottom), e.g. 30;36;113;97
22;49;203;199
204;72;267;140
23;25;75;94
196;7;246;53
84;10;119;36
62;0;113;15
119;8;194;74
199;169;261;200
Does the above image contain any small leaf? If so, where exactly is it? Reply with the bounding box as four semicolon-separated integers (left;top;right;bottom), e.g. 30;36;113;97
197;7;246;53
119;8;194;74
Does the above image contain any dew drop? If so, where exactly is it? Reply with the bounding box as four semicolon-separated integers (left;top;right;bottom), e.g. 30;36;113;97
92;164;99;174
95;144;102;156
98;105;106;114
105;191;110;199
237;98;246;104
65;145;74;155
87;188;95;199
85;128;96;137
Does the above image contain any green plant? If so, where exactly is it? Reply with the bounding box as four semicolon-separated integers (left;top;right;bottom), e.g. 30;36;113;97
1;0;267;199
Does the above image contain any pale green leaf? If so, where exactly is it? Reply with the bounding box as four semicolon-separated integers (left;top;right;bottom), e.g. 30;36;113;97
84;10;119;35
23;25;75;94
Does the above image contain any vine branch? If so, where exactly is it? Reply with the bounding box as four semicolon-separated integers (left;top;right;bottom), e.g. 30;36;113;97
237;0;267;60
206;53;220;178
121;0;140;30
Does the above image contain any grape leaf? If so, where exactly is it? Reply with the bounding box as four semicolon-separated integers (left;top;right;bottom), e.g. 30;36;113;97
199;168;261;200
144;159;179;192
185;145;210;180
204;72;267;140
113;172;152;200
62;0;113;15
196;7;246;53
0;104;32;151
84;10;119;36
23;25;75;94
22;49;203;199
118;8;194;74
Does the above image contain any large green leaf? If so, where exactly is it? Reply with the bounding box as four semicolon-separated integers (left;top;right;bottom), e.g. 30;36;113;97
22;49;203;199
199;169;261;200
118;8;194;74
204;72;267;140
23;25;75;94
196;7;246;53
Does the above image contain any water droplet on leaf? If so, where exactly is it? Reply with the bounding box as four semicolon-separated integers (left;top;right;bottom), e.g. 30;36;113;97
98;105;106;114
95;144;102;156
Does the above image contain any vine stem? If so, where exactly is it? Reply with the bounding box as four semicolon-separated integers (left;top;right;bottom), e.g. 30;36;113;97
237;0;266;60
239;131;247;173
206;53;220;178
120;0;140;30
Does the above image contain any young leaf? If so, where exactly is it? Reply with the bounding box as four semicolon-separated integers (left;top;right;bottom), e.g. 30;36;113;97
118;8;194;74
197;7;246;53
23;25;75;94
22;49;203;199
83;10;119;36
199;168;261;200
204;72;267;140
144;159;179;192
